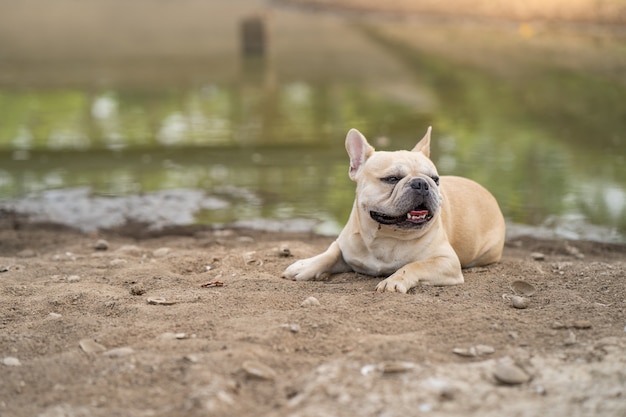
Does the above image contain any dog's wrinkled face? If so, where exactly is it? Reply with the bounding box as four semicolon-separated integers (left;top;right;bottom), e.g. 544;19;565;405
357;151;442;231
346;128;442;233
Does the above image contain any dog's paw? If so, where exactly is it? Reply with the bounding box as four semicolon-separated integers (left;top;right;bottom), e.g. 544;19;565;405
282;258;322;281
375;277;409;294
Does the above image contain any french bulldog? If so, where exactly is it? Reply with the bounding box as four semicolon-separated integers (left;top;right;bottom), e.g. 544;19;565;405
282;127;506;293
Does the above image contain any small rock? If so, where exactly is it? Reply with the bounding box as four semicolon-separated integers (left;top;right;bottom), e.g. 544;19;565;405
0;265;9;273
3;357;22;366
48;312;63;319
530;252;545;261
116;245;142;256
66;275;81;283
493;361;530;385
452;347;476;357
243;251;263;266
380;361;416;374
110;258;127;266
573;320;592;329
94;239;109;250
475;344;495;355
280;323;300;333
242;361;277;380
510;280;536;296
564;243;584;259
551;321;566;329
153;247;171;258
79;338;106;353
103;347;135;358
129;284;146;296
277;244;291;257
301;296;320;307
147;297;176;305
511;296;529;309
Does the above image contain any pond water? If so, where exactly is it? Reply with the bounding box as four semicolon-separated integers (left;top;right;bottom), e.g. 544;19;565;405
0;1;624;242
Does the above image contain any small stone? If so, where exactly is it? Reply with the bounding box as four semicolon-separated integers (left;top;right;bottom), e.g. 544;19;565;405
66;275;81;283
564;243;584;259
243;251;263;266
129;284;146;296
510;280;536;296
277;244;291;257
280;323;300;333
110;258;127;266
493;361;531;385
551;321;566;329
475;344;495;355
94;239;109;250
242;361;277;380
0;265;9;273
147;297;176;305
301;296;320;307
530;252;545;261
380;361;416;374
153;247;171;258
79;338;106;353
116;245;142;256
573;320;592;329
3;357;22;366
103;347;135;358
452;347;476;357
511;296;529;309
48;312;63;319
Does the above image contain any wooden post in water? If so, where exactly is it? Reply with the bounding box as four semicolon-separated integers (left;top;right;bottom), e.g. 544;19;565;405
240;15;266;57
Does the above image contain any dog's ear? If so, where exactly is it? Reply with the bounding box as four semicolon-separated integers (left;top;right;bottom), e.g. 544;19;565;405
411;126;432;158
346;128;375;181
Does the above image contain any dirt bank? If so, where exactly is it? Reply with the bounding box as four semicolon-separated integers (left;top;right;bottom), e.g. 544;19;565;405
1;221;625;416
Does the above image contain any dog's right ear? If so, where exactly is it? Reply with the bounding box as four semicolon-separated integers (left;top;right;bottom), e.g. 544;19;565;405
346;129;375;181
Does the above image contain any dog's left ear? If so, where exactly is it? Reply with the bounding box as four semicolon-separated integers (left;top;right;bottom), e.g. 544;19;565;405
346;128;375;181
411;126;432;158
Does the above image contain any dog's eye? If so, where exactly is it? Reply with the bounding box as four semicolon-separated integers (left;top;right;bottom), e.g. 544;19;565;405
381;176;402;185
431;176;440;185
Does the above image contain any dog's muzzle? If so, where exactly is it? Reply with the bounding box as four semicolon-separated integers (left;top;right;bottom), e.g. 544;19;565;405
370;177;436;228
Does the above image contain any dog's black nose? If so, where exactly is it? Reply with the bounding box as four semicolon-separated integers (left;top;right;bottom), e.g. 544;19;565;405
409;178;429;195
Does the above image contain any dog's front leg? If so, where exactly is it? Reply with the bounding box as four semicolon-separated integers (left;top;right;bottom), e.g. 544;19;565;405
375;256;463;293
282;241;351;281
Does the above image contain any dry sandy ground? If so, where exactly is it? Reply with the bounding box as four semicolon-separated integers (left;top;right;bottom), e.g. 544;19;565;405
1;220;625;417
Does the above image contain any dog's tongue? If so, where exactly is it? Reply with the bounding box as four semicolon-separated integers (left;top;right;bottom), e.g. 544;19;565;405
407;210;429;223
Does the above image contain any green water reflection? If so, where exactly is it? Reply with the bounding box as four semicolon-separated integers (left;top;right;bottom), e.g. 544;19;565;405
0;27;624;241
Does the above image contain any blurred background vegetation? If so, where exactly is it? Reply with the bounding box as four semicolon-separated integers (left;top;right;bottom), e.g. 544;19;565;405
0;0;624;241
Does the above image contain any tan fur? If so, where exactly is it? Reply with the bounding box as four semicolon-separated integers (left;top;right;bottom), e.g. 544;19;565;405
283;128;505;293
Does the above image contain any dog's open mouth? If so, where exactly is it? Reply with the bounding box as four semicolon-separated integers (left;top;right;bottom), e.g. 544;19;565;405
370;206;433;227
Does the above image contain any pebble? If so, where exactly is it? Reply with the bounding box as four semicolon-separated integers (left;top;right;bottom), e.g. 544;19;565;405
510;280;536;296
153;247;171;258
66;275;81;283
277;244;291;257
493;361;531;385
564;331;577;346
129;284;146;296
280;323;301;333
146;297;176;305
2;357;22;366
158;332;189;340
530;252;545;261
243;251;263;266
453;345;495;357
380;361;416;374
301;296;320;307
48;312;63;319
103;347;135;358
94;239;109;250
573;320;592;329
0;265;9;273
116;245;142;256
242;360;277;380
79;338;106;353
511;296;529;309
